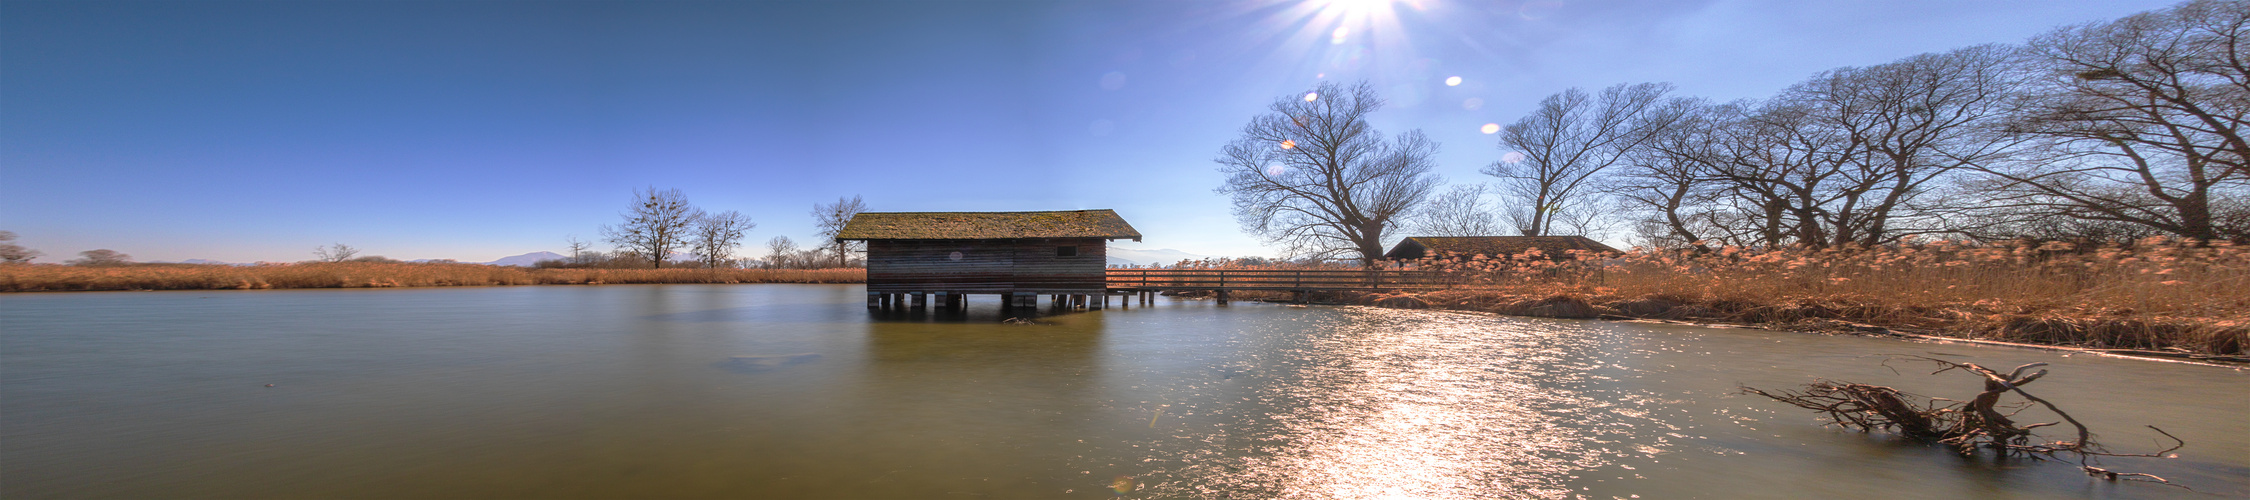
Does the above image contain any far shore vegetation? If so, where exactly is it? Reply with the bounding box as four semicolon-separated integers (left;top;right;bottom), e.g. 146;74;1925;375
0;261;864;292
1160;237;2247;358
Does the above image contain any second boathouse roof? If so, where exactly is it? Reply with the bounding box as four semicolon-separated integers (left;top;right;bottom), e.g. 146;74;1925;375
1383;236;1621;260
836;210;1142;241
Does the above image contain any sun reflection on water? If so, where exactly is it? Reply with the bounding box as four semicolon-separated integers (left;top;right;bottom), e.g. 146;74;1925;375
1131;308;1677;499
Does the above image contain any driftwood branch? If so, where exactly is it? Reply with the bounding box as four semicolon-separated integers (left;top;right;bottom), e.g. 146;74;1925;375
1745;356;2190;489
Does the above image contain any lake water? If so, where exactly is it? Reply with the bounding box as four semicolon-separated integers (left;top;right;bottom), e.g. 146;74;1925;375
2;284;2244;499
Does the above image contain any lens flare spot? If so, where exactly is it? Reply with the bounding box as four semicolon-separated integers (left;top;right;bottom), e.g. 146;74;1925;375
1480;123;1501;134
1304;92;1319;102
1463;98;1484;110
1445;76;1462;86
1330;26;1350;44
1280;139;1297;149
1099;71;1127;91
1501;151;1526;162
1266;164;1287;176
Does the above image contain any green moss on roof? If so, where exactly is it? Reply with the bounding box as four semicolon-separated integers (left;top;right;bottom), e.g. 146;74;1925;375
837;210;1142;240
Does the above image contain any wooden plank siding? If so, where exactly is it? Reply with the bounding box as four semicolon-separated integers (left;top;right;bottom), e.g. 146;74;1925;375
865;238;1108;293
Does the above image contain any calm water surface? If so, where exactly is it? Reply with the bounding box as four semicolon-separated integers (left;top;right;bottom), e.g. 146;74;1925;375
3;285;2244;499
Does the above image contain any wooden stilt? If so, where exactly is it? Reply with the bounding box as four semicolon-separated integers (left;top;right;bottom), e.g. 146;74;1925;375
868;292;882;309
910;292;926;308
1216;289;1230;305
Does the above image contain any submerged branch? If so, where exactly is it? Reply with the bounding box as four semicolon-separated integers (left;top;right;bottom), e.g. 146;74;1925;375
1745;356;2192;489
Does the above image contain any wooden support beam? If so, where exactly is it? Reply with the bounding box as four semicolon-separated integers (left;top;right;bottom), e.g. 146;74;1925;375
868;292;882;309
1216;289;1230;305
910;292;926;308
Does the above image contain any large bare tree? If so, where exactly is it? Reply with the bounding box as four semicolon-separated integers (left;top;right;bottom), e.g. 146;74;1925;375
1616;100;1737;247
1982;0;2250;240
1487;82;1685;236
1215;81;1441;265
602;187;703;269
689;210;755;269
1620;46;2022;249
810;195;866;267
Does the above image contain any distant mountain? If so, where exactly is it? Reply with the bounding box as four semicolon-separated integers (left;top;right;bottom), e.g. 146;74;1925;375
1106;247;1216;266
179;258;236;265
486;251;565;267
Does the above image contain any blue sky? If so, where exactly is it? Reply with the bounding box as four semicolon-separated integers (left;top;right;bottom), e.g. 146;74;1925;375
2;0;2175;263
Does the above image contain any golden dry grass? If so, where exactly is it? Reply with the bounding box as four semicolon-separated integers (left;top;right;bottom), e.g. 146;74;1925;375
1364;237;2249;356
0;262;864;292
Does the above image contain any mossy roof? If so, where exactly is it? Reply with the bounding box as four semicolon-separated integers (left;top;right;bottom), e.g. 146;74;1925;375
836;210;1142;241
1384;236;1621;260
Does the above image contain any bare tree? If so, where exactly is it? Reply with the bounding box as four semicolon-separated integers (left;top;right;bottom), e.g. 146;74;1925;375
0;231;42;264
602;187;703;269
1797;45;2026;245
689;210;755;269
1215;81;1442;265
564;236;593;265
1980;0;2250;240
1636;46;2024;248
810;195;866;268
68;249;132;266
763;236;800;269
1616;99;1736;247
1487;83;1685;236
312;243;360;263
1406;184;1508;237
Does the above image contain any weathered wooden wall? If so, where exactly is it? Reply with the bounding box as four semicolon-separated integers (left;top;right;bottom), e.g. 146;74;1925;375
865;238;1107;293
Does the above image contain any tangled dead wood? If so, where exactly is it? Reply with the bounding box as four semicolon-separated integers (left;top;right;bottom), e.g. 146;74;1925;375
1744;356;2188;487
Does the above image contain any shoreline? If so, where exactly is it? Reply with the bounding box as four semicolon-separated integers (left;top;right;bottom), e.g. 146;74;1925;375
1201;289;2250;364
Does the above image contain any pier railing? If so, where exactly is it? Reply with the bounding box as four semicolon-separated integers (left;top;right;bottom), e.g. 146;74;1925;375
1104;269;1443;291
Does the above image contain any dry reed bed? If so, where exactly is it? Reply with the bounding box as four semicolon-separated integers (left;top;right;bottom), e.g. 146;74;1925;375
0;262;865;292
1339;238;2246;356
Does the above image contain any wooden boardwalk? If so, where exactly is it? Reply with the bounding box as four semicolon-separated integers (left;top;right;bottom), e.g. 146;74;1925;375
1105;269;1440;305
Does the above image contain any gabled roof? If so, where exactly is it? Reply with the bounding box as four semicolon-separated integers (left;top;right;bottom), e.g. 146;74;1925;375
836;210;1142;241
1383;236;1621;260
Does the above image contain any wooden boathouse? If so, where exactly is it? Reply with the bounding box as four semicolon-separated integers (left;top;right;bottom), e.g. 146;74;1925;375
837;209;1142;311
